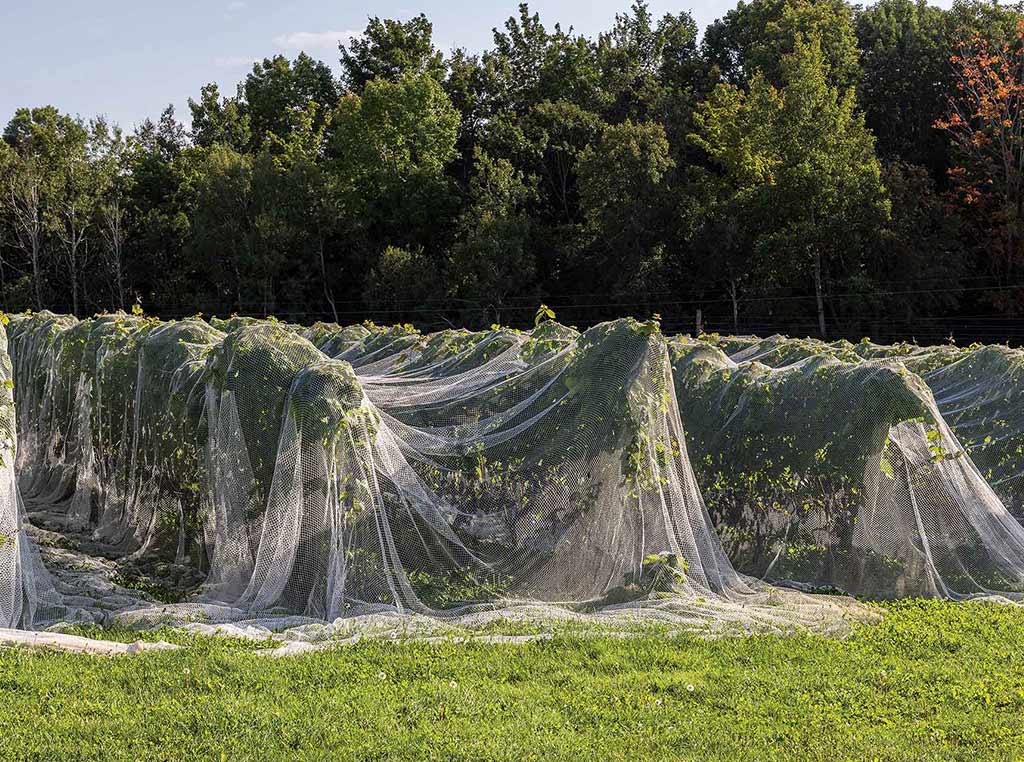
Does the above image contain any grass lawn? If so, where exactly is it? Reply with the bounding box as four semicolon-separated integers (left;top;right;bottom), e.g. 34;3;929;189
0;599;1022;761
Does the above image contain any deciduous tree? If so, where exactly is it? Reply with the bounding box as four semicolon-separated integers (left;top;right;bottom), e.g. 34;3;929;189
936;19;1024;301
692;32;887;336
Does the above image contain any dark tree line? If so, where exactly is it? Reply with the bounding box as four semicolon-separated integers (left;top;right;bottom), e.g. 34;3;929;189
3;0;1024;341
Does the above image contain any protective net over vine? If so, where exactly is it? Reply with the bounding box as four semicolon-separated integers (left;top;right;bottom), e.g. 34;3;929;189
3;312;872;637
675;334;1024;598
857;341;1024;520
0;324;62;628
720;335;1024;523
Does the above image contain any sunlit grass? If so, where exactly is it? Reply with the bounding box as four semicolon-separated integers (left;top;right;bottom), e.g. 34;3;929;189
0;600;1022;760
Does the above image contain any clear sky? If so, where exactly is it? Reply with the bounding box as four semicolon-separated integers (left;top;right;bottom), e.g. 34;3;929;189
3;0;960;132
1;0;756;131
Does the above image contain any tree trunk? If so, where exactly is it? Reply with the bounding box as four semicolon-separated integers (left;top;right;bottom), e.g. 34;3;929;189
729;279;739;333
115;257;124;310
70;242;79;316
31;236;42;310
234;262;243;314
11;182;44;310
105;200;127;310
318;232;338;323
813;249;827;338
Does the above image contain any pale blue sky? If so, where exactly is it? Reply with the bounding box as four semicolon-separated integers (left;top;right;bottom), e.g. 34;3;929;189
2;0;955;131
0;0;739;129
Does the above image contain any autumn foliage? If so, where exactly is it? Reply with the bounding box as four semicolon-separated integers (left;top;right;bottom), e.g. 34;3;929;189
937;20;1024;301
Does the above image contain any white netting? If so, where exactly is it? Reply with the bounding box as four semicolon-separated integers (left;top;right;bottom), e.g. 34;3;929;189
4;313;878;637
674;334;1024;598
717;335;1024;521
855;341;1024;519
0;324;63;628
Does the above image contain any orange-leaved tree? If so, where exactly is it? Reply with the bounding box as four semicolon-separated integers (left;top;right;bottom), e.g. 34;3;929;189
936;20;1024;305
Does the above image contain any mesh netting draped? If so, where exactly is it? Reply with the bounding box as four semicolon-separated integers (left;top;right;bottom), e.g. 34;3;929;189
676;334;1024;598
719;336;1024;523
9;313;1024;637
856;342;1024;519
4;313;877;636
0;325;62;628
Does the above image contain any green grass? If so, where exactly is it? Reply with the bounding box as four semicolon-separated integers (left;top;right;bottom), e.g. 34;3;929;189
2;600;1024;760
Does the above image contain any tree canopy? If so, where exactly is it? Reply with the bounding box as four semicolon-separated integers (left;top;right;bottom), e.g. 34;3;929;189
2;0;1023;342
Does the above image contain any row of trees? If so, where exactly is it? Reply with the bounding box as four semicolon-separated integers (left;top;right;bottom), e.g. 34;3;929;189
3;0;1024;340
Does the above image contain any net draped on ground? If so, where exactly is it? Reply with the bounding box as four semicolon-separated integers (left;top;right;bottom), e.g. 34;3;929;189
0;312;1021;636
